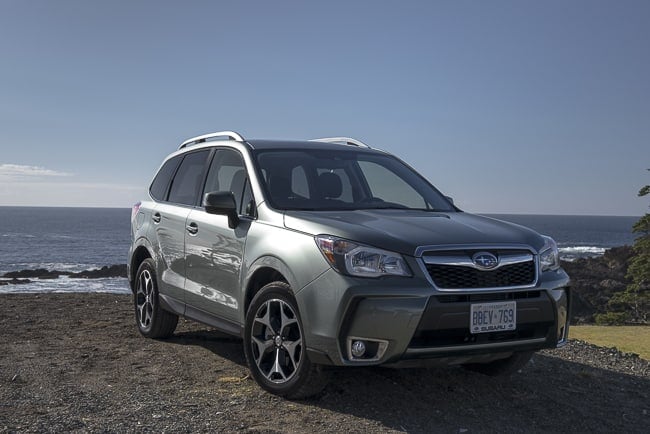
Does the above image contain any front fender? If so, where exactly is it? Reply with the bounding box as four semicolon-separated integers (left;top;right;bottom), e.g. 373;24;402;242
245;255;301;292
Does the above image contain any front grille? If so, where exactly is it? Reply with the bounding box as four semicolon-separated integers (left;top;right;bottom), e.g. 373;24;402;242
426;261;535;289
436;290;541;304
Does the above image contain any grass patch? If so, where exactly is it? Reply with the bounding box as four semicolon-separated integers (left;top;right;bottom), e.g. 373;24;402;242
570;325;650;360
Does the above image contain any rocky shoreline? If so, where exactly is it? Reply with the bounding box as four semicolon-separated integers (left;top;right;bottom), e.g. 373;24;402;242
0;248;639;324
561;246;635;323
0;264;127;286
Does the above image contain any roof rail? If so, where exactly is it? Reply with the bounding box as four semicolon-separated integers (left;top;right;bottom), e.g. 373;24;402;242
310;137;370;148
178;131;245;150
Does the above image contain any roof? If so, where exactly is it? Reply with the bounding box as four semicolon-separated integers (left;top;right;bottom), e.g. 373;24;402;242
245;139;378;152
175;132;386;155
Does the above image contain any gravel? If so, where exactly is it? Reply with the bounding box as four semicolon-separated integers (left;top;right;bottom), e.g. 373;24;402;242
1;293;649;433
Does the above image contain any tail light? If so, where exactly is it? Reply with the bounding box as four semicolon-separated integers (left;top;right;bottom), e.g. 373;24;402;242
131;201;142;222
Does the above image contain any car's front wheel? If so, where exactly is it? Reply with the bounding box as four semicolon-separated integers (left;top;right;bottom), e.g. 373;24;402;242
134;258;178;339
243;282;328;399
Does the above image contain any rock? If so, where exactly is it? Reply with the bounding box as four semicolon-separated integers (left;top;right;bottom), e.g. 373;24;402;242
2;269;64;279
70;265;127;279
0;278;32;286
599;279;626;291
2;265;127;280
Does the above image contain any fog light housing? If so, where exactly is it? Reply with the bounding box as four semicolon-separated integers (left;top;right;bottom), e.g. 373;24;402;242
347;336;389;362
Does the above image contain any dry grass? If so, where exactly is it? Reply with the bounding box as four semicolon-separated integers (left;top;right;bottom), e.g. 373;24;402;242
570;325;650;360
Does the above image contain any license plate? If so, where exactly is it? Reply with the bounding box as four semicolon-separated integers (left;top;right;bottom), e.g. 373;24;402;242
470;301;517;334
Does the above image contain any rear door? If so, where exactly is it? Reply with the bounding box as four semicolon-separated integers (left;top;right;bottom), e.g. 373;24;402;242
152;149;211;304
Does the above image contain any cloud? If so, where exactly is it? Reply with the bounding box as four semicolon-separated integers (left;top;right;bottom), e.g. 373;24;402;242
0;164;72;179
0;164;146;207
0;180;146;207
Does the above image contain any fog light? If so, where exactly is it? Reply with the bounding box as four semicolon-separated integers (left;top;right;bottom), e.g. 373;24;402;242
351;340;366;358
346;336;389;362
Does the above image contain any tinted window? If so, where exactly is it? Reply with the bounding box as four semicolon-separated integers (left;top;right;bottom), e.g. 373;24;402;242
255;150;454;212
150;155;182;201
241;178;255;216
291;166;309;198
358;161;426;208
167;150;211;206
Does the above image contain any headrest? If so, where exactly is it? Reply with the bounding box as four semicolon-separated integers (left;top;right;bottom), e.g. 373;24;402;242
318;172;342;199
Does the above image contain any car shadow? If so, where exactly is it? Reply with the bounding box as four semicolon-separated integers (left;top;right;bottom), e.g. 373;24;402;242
307;354;650;433
167;327;248;367
161;326;649;433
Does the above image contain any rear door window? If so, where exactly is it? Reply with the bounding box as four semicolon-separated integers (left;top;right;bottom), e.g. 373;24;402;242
167;150;211;206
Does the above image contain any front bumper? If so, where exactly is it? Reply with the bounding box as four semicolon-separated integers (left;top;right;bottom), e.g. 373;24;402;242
298;266;570;367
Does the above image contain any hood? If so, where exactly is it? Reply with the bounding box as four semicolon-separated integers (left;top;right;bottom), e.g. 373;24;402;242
283;210;545;256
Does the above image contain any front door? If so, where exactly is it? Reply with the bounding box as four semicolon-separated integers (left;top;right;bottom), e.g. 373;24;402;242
184;148;252;323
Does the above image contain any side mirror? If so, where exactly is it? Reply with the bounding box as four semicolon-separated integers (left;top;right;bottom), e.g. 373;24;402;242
445;196;455;205
203;191;239;229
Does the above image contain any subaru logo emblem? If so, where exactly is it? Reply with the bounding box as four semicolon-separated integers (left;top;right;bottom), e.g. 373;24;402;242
472;252;499;270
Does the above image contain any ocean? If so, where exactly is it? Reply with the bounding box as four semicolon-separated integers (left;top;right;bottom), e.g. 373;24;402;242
1;207;131;294
0;207;641;294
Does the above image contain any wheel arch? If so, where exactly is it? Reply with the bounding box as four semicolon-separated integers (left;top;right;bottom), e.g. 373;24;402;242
129;241;154;292
243;256;298;317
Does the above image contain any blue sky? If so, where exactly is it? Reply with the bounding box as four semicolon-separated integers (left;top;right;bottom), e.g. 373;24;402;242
0;0;648;215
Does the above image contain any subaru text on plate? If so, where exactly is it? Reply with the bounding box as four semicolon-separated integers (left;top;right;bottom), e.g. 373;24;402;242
128;131;570;398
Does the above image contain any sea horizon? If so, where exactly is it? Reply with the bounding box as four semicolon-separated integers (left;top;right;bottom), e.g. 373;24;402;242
0;204;643;219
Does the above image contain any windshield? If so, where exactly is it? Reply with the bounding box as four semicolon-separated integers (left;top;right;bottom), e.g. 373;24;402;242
254;149;456;212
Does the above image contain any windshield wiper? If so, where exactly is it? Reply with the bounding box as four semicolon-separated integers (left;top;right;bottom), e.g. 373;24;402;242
359;204;409;210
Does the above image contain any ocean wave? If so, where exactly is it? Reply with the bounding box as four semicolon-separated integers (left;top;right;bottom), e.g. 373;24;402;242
559;246;607;254
46;234;76;240
1;232;36;238
559;246;607;261
0;262;101;274
0;276;130;295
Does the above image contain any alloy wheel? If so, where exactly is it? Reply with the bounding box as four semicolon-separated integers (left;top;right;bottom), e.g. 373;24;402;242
250;298;303;384
136;269;154;329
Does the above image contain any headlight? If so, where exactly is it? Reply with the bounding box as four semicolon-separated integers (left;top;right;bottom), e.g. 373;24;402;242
315;235;411;278
540;235;560;272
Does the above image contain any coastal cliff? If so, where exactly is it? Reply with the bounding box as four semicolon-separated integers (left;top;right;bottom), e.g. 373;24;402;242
561;246;635;324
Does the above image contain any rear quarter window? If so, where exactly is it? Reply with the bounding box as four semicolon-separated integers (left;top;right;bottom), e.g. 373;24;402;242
150;155;182;201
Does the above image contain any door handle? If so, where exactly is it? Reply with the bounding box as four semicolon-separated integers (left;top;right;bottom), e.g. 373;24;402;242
186;222;199;235
152;213;161;223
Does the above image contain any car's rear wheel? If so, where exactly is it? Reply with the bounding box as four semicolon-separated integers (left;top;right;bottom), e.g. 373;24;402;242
243;282;328;399
463;351;534;376
134;258;178;338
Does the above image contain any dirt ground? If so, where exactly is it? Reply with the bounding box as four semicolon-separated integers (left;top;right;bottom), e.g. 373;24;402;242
1;293;649;433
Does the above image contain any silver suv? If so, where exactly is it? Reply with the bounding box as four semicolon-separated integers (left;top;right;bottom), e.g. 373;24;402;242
128;131;570;398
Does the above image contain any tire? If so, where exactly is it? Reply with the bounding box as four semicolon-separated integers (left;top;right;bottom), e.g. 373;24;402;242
243;282;328;399
134;258;178;339
463;351;534;376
